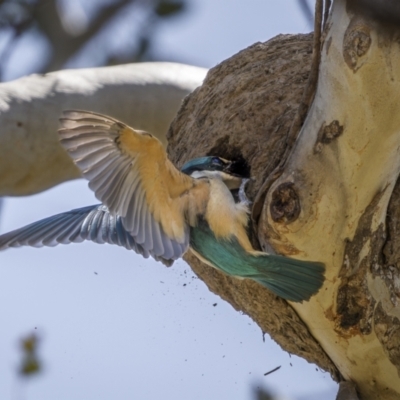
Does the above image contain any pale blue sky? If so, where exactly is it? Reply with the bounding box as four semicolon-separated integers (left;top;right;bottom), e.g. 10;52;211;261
0;1;338;399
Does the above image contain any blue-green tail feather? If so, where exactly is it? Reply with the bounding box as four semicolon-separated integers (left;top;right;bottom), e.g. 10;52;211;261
190;221;325;303
245;255;325;302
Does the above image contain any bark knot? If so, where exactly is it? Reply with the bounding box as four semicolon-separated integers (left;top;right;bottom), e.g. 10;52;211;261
270;182;300;224
343;18;372;72
314;120;344;153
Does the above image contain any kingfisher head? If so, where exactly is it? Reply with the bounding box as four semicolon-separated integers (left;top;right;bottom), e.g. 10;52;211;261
181;156;249;190
181;156;249;176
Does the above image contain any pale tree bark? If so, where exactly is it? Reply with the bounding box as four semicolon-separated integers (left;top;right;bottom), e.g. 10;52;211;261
259;1;400;398
168;1;400;399
2;1;400;399
0;62;207;196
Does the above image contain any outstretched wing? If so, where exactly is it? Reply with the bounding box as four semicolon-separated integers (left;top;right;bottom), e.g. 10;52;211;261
0;205;173;266
59;110;209;261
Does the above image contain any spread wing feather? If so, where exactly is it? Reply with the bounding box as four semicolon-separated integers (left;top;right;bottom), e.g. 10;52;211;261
58;110;201;261
0;205;174;266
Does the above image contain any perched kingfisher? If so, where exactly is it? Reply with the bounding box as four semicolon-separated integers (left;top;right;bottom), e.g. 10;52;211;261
0;111;325;302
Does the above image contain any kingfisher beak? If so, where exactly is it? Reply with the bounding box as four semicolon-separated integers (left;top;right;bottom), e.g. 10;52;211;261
223;158;250;179
215;158;250;190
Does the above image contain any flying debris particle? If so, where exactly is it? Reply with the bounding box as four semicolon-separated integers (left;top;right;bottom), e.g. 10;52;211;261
264;366;281;376
270;182;300;223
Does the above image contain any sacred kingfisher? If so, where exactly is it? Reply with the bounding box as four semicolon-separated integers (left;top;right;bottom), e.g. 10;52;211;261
0;110;325;302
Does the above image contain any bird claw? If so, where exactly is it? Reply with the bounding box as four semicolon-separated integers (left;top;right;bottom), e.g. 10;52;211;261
239;178;252;206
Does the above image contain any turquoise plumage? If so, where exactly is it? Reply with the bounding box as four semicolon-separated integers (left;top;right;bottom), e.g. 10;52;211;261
0;110;325;303
190;219;324;302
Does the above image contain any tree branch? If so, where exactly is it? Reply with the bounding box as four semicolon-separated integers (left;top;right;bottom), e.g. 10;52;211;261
34;0;132;72
253;0;323;222
336;381;360;400
259;0;400;398
0;62;206;196
167;33;341;380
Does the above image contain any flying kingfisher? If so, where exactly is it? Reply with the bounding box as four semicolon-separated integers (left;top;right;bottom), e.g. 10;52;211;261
0;110;325;302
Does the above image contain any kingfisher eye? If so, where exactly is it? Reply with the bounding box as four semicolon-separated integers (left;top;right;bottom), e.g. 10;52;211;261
212;157;223;166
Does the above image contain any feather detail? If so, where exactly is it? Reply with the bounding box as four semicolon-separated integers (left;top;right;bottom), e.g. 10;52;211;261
203;176;252;251
58;110;207;260
190;220;325;302
0;204;175;266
